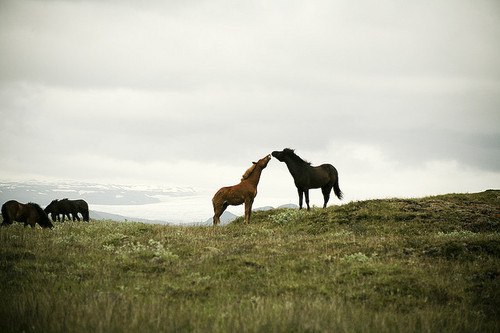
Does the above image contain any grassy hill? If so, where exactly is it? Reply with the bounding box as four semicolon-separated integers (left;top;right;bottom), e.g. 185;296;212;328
1;191;499;332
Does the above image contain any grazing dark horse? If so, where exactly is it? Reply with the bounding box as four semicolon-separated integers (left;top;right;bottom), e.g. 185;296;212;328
45;198;90;222
212;154;272;225
272;148;343;210
1;200;53;228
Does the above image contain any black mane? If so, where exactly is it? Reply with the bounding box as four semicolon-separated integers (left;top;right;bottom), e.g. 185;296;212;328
283;148;311;166
28;202;53;228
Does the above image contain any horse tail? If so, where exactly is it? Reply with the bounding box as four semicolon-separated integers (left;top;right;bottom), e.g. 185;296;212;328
1;202;11;225
28;203;53;229
332;167;343;200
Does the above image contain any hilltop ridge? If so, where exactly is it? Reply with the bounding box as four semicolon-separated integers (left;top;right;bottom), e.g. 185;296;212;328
1;190;498;332
234;190;500;232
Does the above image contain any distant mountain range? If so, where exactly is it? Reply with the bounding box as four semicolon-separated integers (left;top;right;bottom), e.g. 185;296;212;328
0;181;298;226
89;210;168;224
87;210;238;226
0;181;195;206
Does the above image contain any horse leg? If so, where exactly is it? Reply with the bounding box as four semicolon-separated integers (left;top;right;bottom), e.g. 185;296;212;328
297;189;304;209
304;190;311;210
83;210;90;222
26;217;36;228
322;186;332;208
1;215;12;227
213;202;228;225
244;199;254;223
213;212;219;225
1;209;11;227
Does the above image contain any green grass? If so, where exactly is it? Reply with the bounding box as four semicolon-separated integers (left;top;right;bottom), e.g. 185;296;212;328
1;190;499;332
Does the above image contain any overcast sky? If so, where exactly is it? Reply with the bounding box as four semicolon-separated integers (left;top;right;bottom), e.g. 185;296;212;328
1;0;499;207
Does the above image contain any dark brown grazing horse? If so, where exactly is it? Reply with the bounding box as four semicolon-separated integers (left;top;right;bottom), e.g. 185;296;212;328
272;148;343;210
1;200;53;228
212;154;272;225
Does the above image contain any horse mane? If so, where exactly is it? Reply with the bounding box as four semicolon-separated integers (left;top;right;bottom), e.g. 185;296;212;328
284;148;311;166
28;202;53;229
241;163;257;180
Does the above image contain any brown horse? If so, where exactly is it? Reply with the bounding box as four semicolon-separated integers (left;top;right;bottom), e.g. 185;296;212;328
1;200;53;228
212;154;272;225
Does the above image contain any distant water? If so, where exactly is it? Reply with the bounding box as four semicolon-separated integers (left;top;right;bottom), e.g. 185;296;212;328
92;194;295;224
93;194;213;224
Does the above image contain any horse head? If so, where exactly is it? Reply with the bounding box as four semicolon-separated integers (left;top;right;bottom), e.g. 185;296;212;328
272;148;311;166
255;154;272;168
242;155;272;180
272;148;295;162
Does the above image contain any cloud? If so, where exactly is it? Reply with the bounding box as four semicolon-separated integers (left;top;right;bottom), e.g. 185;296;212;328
0;0;499;200
2;0;499;88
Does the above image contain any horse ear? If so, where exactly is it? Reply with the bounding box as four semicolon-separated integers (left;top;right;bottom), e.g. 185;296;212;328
253;162;257;165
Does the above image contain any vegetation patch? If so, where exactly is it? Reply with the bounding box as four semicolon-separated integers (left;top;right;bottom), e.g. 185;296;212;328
0;190;499;332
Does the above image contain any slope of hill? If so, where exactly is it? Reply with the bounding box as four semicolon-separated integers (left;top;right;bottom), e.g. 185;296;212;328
0;191;498;332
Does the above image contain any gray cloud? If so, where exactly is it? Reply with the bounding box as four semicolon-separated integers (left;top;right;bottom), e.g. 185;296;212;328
0;0;499;198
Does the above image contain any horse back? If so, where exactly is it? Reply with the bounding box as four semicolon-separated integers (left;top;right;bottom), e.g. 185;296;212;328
3;200;26;219
2;200;30;223
61;199;88;211
73;199;89;210
303;164;335;188
213;183;253;206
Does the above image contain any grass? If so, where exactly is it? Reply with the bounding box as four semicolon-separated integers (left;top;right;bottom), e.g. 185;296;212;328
1;190;499;332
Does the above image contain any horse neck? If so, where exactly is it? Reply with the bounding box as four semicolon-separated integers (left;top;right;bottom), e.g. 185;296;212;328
283;158;307;178
242;166;264;187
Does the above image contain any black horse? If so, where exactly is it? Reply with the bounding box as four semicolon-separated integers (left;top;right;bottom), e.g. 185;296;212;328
1;200;53;228
44;199;71;222
272;148;343;210
45;198;90;222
